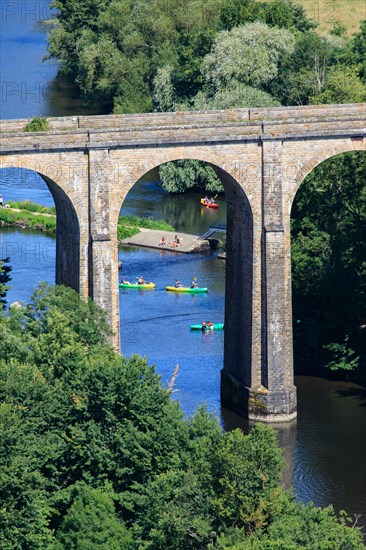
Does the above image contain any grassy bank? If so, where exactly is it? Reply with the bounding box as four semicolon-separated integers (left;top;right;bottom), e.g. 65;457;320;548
0;206;56;234
0;201;175;240
117;215;175;240
7;200;56;215
262;0;365;35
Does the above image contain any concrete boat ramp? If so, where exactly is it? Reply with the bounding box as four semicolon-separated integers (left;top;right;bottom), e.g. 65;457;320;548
121;228;210;253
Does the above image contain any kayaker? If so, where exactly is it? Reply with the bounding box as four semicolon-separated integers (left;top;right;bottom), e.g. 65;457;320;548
174;278;183;288
209;197;215;204
0;195;3;208
203;195;209;203
121;276;131;285
191;280;198;288
137;276;147;285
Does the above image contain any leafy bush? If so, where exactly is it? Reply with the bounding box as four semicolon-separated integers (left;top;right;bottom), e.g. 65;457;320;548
117;225;140;240
23;117;48;132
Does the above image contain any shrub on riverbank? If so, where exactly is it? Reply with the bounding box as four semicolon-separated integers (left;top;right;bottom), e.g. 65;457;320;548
117;215;175;240
7;200;56;215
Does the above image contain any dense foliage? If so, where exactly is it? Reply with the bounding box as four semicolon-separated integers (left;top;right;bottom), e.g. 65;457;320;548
292;152;366;376
0;284;363;547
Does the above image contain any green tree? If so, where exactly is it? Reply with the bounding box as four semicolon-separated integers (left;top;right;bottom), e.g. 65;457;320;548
0;284;363;546
219;0;316;33
311;66;366;104
213;501;364;548
202;22;295;94
0;258;11;308
55;485;132;549
159;160;223;194
211;425;284;532
0;257;11;307
192;84;279;110
268;31;347;106
351;20;366;82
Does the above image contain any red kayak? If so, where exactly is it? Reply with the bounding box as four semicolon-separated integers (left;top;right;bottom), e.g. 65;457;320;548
201;198;218;209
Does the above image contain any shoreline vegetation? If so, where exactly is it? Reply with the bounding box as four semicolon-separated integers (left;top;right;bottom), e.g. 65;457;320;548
0;201;175;240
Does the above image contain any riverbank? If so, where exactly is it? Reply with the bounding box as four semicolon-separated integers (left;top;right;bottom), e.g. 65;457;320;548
121;228;210;253
0;202;210;253
0;204;56;234
0;202;176;242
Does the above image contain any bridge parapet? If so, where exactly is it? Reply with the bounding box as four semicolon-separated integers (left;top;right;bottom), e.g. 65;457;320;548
1;103;364;135
1;104;364;155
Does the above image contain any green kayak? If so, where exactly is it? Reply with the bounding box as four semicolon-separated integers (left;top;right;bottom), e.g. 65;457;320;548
166;286;208;293
190;323;224;331
119;282;155;289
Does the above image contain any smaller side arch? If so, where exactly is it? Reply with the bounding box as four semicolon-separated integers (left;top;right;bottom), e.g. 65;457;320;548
0;161;82;293
42;174;81;292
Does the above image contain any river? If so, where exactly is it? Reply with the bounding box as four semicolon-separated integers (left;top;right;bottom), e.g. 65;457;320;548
0;3;365;537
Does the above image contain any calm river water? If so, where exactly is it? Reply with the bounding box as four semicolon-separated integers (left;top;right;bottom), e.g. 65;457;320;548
0;2;365;538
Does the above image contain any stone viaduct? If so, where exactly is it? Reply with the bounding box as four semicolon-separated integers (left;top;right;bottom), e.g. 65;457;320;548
1;103;365;421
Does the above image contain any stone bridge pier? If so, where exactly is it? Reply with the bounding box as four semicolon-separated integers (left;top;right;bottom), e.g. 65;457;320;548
1;103;365;422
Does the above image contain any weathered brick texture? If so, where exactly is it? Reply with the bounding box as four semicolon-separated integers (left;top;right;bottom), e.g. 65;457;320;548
1;103;365;421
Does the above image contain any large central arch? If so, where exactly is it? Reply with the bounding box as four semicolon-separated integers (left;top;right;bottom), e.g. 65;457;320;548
114;158;256;403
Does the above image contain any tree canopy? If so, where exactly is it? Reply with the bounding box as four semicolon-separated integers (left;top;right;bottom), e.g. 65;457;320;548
0;284;363;547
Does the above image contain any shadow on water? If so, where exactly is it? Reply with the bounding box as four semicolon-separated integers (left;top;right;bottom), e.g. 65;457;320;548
335;386;366;406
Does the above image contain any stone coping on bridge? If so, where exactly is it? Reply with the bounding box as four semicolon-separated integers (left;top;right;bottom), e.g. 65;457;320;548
1;103;364;135
120;229;210;253
1;119;364;155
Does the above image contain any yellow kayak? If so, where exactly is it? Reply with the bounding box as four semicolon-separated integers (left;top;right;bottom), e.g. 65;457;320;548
166;286;208;293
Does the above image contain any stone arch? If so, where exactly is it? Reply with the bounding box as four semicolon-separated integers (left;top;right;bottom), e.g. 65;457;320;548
115;154;257;395
108;145;261;233
287;140;365;380
288;139;366;209
0;160;82;292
